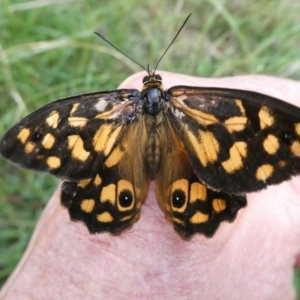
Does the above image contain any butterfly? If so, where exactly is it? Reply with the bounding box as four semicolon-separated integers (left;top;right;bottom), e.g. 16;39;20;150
2;16;300;240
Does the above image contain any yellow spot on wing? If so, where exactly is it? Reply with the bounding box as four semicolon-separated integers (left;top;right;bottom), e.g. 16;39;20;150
46;111;60;129
295;123;300;136
212;199;226;213
234;99;246;114
68;135;90;161
256;164;274;181
171;179;188;193
225;116;247;132
199;130;220;163
186;130;208;167
47;156;61;169
81;199;95;213
221;141;247;173
93;124;123;155
24;141;36;154
120;215;132;222
263;134;279;155
190;211;209;224
77;178;91;188
93;174;102;186
118;179;134;193
172;217;184;225
279;160;287;167
104;146;124;168
100;184;116;204
291;141;300;156
190;182;207;202
97;212;113;223
68;117;88;127
70;103;80;115
42;133;55;149
17;128;30;144
258;106;274;129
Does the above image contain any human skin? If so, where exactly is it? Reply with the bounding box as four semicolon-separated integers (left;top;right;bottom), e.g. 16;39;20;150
1;72;300;299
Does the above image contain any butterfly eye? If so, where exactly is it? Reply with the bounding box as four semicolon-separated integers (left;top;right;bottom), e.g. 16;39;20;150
172;189;186;208
118;189;134;208
154;74;162;81
142;76;150;83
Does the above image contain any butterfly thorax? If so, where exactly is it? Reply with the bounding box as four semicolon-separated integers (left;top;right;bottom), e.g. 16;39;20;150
141;72;165;117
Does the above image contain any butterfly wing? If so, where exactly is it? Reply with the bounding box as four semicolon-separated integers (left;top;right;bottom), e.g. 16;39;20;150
155;118;246;240
1;89;151;234
167;86;300;194
61;120;150;234
0;89;138;180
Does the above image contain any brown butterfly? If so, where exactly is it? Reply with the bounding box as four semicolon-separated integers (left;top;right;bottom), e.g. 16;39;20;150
2;15;300;239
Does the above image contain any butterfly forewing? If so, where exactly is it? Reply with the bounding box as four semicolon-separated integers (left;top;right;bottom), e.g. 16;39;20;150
0;90;138;180
168;86;300;194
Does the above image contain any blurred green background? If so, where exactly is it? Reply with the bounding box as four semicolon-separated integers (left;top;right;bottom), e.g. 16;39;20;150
0;0;300;295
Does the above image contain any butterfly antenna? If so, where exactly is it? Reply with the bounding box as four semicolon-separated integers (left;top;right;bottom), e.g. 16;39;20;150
154;14;192;73
94;31;148;73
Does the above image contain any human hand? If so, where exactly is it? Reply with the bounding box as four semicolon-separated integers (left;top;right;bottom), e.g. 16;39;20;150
1;72;300;299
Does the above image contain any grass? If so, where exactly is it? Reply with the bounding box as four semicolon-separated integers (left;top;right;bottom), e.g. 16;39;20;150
1;0;300;294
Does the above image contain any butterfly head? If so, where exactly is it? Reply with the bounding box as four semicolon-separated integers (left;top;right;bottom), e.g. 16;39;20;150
142;68;163;87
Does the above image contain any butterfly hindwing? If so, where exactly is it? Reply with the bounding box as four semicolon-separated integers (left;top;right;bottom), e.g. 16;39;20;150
61;120;151;234
168;86;300;194
154;120;246;239
0;89;138;180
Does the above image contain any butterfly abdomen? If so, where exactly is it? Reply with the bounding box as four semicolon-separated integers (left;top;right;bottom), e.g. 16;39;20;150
146;130;160;180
